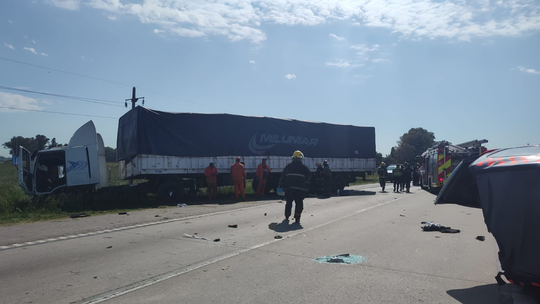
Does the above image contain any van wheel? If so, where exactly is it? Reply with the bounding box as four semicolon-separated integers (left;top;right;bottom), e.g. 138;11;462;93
157;180;183;205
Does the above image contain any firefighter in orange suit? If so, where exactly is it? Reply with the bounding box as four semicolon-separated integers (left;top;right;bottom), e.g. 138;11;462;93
230;157;246;200
256;158;271;198
204;162;218;200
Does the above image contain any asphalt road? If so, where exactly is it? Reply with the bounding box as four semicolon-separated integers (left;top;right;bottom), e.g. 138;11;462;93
0;184;534;304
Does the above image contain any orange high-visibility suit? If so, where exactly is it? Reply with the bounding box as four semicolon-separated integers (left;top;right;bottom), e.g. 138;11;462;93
256;162;271;197
230;162;246;200
204;165;218;200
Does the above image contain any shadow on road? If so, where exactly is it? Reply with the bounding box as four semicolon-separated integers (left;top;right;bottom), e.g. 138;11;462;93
339;190;376;197
446;284;503;304
268;219;303;232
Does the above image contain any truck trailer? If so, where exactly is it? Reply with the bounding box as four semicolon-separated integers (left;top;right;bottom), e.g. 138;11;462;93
14;106;377;202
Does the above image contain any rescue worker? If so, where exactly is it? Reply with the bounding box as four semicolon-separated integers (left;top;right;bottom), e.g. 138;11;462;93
256;158;271;198
413;163;420;186
404;163;413;193
278;150;312;224
322;160;332;197
204;162;218;200
313;161;324;197
393;163;403;193
230;157;246;200
400;163;408;191
377;162;387;192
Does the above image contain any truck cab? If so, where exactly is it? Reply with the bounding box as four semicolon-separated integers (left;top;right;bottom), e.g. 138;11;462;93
13;121;108;197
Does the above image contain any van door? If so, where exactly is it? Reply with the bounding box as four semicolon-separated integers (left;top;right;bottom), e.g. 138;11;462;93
16;146;33;195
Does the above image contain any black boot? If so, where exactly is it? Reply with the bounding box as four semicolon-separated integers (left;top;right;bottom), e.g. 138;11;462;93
294;216;300;224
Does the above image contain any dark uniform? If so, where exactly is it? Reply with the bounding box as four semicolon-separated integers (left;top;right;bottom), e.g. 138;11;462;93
404;164;413;193
393;165;403;193
322;161;332;197
279;156;312;223
313;163;324;196
377;165;387;192
413;164;419;186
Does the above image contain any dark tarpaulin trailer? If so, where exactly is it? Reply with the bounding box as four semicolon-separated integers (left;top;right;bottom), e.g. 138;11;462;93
436;145;540;286
117;107;376;161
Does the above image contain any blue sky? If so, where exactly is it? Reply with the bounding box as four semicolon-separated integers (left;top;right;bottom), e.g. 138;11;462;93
1;0;539;158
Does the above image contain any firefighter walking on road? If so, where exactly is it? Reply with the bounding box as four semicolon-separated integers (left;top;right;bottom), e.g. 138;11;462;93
204;162;218;200
322;160;332;197
230;157;246;200
279;150;312;224
404;163;413;193
393;164;403;193
377;162;387;192
313;161;324;196
256;158;271;198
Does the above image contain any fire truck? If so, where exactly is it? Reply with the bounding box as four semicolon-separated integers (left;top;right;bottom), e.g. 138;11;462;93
419;139;487;191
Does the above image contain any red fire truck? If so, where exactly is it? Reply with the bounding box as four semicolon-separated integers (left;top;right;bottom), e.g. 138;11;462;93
419;139;487;191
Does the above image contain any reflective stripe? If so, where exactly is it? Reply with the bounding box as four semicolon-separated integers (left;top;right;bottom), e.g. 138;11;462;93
286;173;306;178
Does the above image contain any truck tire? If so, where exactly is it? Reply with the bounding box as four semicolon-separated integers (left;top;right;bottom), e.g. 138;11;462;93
333;174;346;191
251;178;259;193
157;180;183;205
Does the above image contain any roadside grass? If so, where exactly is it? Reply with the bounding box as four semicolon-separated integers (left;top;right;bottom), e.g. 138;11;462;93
350;173;379;186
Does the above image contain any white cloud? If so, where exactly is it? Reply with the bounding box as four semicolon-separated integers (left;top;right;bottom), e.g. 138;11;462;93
41;100;53;105
23;47;38;55
40;52;49;57
325;60;364;68
107;15;117;20
372;58;389;63
4;43;14;50
329;33;345;41
249;60;255;64
284;74;296;79
0;92;44;113
49;0;80;11
153;29;165;34
8;20;13;24
46;0;540;43
32;39;37;44
516;66;540;74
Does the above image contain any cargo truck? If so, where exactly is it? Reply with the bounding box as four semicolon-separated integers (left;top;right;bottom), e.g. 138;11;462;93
14;106;377;202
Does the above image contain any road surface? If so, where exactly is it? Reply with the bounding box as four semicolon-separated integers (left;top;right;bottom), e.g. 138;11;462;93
0;184;534;304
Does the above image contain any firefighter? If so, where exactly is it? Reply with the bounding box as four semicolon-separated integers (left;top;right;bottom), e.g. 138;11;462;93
204;162;218;200
256;158;271;198
313;161;324;196
377;162;387;192
322;160;332;197
404;163;413;193
393;164;403;193
413;163;420;186
230;157;246;200
278;150;312;224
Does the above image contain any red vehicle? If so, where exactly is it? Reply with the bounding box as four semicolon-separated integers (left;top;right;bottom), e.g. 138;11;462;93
420;139;487;191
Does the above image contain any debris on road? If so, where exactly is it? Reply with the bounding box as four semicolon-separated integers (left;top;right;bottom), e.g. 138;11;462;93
177;204;188;207
421;221;460;233
214;238;220;242
228;224;238;228
183;233;207;240
155;215;161;217
118;212;128;215
274;235;283;239
106;246;112;249
264;213;267;216
315;254;365;264
400;214;406;217
476;236;485;241
69;213;89;218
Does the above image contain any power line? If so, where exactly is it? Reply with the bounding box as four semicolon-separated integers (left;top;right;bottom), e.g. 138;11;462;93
0;56;225;111
0;106;117;119
0;85;124;108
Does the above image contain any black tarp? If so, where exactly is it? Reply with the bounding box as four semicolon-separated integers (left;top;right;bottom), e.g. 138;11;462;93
435;145;540;285
117;107;376;161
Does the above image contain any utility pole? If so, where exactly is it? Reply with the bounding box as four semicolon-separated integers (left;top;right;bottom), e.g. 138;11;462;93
125;87;144;109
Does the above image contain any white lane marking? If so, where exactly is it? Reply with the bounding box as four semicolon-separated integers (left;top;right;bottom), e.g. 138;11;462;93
0;200;293;251
74;194;411;304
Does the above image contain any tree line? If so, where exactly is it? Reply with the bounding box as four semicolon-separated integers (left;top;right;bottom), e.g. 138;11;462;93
2;135;117;162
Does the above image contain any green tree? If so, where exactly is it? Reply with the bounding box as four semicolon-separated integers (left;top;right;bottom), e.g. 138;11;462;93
390;128;435;165
2;135;50;155
104;147;116;163
48;138;58;149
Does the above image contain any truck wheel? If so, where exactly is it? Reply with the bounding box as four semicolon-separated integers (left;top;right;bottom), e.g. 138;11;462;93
252;179;259;193
157;180;183;205
333;174;346;191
